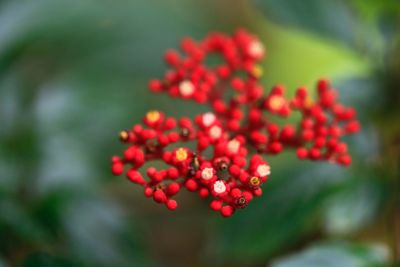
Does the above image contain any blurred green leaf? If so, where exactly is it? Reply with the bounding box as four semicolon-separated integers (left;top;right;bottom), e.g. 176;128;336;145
323;179;382;236
257;17;371;90
271;241;390;267
253;0;359;46
0;257;8;267
21;252;75;267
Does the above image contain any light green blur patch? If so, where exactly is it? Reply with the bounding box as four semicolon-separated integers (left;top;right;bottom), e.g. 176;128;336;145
254;15;371;91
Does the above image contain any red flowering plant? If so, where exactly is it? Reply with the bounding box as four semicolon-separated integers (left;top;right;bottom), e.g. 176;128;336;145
111;29;360;217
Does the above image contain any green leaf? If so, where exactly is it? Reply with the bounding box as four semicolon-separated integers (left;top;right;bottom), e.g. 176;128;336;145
256;18;372;90
271;241;390;267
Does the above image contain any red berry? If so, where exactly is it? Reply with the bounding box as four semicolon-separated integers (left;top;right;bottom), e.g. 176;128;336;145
221;205;234;217
296;147;308;159
127;169;146;185
167;182;180;196
345;121;360;133
199;188;209;198
112;162;124;175
167;168;179;179
185;179;198;191
144;187;153;197
164;49;180;66
210;200;223;211
153;190;167;203
317;78;330;94
166;199;178;210
296;86;308;98
309;148;321;160
230;188;242;198
269;142;282;154
337;155;352;166
148;79;162;92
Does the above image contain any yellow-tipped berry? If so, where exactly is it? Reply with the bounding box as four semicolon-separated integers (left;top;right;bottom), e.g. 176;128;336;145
175;147;188;161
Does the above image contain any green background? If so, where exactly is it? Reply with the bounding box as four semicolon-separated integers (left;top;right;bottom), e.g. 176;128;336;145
0;0;399;266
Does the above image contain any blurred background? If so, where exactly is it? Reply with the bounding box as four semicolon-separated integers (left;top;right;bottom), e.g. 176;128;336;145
0;0;399;266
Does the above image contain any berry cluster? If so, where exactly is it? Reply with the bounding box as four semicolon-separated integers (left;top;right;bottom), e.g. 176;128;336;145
111;29;360;217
